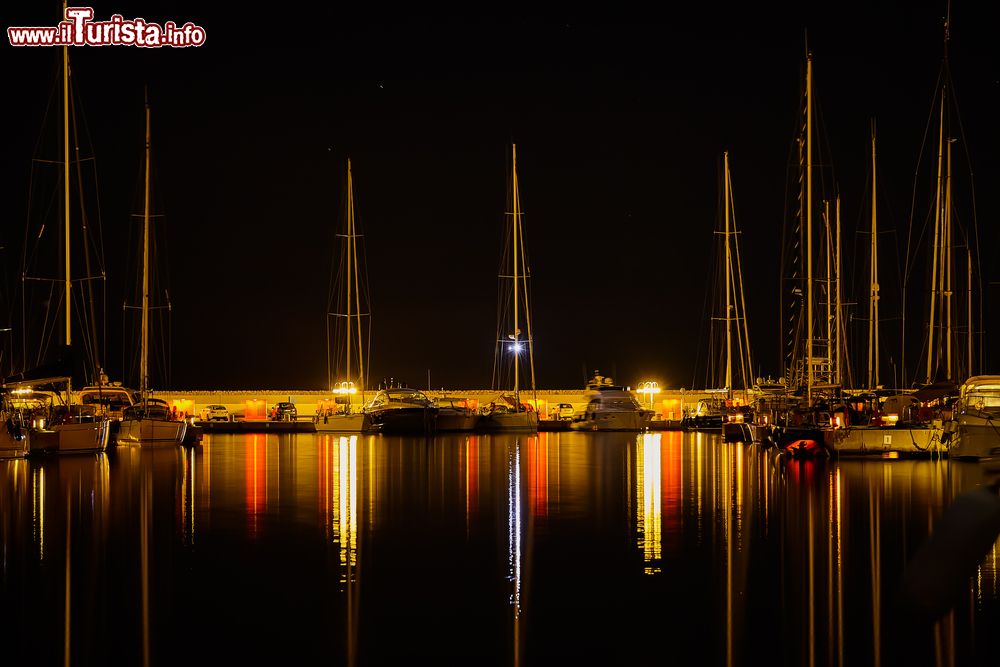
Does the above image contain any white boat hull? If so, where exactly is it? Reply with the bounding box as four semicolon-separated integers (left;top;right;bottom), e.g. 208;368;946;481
29;420;110;455
436;413;480;431
116;418;187;446
823;424;947;456
480;411;538;432
569;411;649;432
948;417;1000;461
314;413;370;432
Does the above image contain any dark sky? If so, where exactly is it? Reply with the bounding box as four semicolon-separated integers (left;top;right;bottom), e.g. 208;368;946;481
2;3;998;390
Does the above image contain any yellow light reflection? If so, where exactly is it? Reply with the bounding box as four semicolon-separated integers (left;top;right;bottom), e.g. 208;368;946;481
334;435;358;584
33;466;45;560
183;444;197;545
637;433;662;574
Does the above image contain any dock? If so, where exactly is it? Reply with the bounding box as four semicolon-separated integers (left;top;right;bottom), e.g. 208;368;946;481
195;420;317;434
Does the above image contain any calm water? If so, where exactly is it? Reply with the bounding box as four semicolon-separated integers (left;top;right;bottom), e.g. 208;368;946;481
2;432;999;666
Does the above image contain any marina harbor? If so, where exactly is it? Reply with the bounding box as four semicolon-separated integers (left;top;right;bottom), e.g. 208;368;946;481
4;7;1000;667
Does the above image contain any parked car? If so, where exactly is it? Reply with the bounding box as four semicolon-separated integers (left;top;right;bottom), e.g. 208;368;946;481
202;404;231;421
271;402;298;421
557;403;575;420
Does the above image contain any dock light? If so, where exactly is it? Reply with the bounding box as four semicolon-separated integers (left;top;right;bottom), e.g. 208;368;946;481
332;381;358;395
511;343;522;353
636;381;662;409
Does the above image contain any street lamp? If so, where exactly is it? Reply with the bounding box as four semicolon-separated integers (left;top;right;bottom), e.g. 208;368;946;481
636;381;662;410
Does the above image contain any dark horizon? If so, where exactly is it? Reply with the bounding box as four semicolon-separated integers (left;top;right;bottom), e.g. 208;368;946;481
2;4;998;390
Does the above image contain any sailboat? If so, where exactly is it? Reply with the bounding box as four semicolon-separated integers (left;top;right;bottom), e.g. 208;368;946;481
116;97;186;446
902;12;988;459
687;152;755;441
317;158;371;433
718;153;755;442
481;144;538;432
770;52;841;458
4;10;109;455
822;123;947;455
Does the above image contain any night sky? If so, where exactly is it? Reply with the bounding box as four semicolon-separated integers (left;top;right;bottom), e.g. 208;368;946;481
2;3;998;391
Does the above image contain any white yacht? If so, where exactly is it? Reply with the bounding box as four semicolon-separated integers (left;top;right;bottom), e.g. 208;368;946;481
947;376;1000;460
569;372;653;432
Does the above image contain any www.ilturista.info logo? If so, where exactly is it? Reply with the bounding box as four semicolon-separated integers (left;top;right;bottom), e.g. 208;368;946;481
8;7;206;48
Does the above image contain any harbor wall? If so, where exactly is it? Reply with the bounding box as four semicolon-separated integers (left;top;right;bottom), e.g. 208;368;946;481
145;388;717;421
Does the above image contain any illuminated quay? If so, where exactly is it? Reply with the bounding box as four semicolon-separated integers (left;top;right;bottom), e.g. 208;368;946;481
149;387;691;422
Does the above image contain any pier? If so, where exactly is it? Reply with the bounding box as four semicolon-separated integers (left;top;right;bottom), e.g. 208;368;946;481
147;387;695;423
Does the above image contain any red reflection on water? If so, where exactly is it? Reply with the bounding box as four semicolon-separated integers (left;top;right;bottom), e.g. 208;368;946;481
662;431;683;553
245;434;267;537
527;434;547;518
466;435;479;521
786;458;818;485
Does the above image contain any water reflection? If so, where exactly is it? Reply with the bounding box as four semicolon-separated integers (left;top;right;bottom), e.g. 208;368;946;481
637;433;662;574
5;434;1000;664
508;438;523;617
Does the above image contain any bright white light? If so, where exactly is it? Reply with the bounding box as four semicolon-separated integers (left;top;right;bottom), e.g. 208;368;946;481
511;343;523;353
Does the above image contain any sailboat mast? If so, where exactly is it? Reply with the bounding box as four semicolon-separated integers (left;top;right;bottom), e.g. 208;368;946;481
63;0;72;348
926;90;945;384
345;159;353;386
869;125;880;389
968;248;973;378
945;137;954;379
511;143;520;400
824;200;832;370
806;54;813;404
835;195;842;386
724;151;732;397
350;162;365;394
735;178;753;397
140;98;151;395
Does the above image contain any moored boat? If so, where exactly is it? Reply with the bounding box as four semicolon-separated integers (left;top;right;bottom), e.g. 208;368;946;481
946;375;1000;461
484;143;539;434
319;158;373;434
5;377;110;455
365;387;437;434
434;397;480;431
568;372;652;432
1;390;29;459
480;395;538;432
115;98;185;448
822;389;951;456
117;398;187;446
